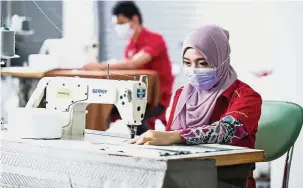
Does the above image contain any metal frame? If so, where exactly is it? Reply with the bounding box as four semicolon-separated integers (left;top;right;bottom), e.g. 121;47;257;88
282;145;295;188
282;102;303;188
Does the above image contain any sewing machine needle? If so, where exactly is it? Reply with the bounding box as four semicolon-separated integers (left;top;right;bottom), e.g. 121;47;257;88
130;125;137;139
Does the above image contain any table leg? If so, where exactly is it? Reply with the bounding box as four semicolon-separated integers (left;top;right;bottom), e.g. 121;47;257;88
217;163;254;188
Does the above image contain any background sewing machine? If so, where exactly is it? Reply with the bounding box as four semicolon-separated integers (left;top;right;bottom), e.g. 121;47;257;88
7;75;148;139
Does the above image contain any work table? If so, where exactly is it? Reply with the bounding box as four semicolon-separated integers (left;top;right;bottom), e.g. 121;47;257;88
1;129;264;188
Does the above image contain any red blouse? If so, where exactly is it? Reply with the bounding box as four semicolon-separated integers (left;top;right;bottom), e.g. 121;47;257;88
166;79;262;188
125;27;174;109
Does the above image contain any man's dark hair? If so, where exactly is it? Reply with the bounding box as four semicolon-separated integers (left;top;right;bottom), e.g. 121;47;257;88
112;1;143;24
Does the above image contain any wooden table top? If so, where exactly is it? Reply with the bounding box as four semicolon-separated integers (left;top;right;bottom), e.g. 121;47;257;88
163;147;264;166
46;69;158;80
95;144;265;167
82;130;265;166
1;67;158;80
1;67;47;78
60;130;266;167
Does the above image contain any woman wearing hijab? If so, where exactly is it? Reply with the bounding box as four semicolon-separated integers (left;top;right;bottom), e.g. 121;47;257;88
130;24;262;188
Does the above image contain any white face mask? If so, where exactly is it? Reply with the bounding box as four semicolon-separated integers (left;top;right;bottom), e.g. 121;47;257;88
114;23;135;40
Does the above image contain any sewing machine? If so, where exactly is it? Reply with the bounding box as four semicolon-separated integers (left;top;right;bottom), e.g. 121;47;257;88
23;76;148;139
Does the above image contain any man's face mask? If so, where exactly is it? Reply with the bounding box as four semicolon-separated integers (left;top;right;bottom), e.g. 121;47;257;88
114;22;135;40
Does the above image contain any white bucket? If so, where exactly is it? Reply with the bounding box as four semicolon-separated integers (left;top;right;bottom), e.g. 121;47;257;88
7;107;69;139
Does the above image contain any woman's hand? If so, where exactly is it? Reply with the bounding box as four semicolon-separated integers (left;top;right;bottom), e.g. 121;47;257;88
129;130;185;146
82;62;103;70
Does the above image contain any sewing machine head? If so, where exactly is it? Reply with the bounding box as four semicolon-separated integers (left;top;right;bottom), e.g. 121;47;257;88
25;75;148;139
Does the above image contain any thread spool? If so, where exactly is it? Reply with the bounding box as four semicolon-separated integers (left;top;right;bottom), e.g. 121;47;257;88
0;25;16;57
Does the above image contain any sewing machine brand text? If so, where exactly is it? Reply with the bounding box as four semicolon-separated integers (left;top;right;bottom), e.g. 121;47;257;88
92;89;107;94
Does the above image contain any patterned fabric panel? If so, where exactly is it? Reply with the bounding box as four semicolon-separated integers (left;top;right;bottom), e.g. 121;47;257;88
177;115;248;145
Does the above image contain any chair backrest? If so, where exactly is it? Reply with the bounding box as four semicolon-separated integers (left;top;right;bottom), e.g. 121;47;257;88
255;101;303;161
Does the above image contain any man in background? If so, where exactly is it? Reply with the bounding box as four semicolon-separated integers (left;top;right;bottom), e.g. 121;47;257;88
82;1;174;135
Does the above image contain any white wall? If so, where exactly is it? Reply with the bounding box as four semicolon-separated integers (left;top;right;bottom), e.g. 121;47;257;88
62;0;99;68
200;2;294;100
269;3;303;188
63;0;98;42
